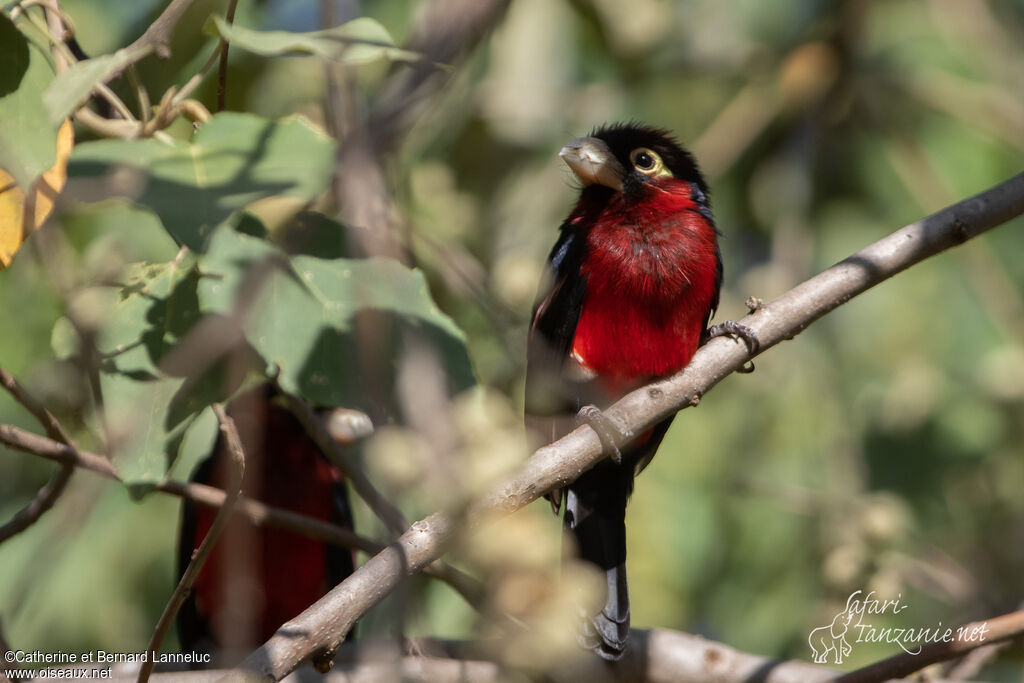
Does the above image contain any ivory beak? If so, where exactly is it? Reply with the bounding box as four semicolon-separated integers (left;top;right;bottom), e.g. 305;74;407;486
559;137;625;192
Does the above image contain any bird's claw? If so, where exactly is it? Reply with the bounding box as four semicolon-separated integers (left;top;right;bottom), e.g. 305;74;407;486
706;320;759;373
577;405;623;465
706;320;760;353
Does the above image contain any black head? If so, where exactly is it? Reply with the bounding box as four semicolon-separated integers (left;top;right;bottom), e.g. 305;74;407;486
590;122;709;197
559;123;710;213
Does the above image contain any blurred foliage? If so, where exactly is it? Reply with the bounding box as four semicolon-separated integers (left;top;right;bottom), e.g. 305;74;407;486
1;0;1023;678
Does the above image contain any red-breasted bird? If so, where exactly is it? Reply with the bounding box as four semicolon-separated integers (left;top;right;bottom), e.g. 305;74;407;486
177;387;356;662
526;123;756;660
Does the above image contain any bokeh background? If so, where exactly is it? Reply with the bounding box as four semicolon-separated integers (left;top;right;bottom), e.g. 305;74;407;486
1;0;1023;677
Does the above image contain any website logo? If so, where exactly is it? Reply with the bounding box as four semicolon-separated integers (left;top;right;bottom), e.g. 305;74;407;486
808;590;990;665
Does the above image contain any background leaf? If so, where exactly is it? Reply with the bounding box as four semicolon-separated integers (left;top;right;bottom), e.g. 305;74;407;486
67;112;336;251
55;257;223;486
43;45;151;126
89;259;196;482
0;13;58;189
197;226;474;408
204;15;421;64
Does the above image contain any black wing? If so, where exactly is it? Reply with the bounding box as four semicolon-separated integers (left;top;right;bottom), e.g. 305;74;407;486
699;244;724;343
524;226;588;431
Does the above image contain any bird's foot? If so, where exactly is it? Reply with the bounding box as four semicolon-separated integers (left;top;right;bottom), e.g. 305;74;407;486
707;320;760;352
577;405;624;465
706;320;760;373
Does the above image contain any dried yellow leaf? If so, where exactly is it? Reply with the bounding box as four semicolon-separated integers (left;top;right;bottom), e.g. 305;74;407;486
0;119;73;268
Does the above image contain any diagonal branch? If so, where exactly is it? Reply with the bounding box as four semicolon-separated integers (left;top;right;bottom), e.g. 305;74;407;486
0;422;375;550
0;366;76;543
274;383;407;535
833;609;1024;683
17;615;1023;683
0;422;482;603
332;0;511;261
137;404;246;683
236;172;1024;681
124;0;200;59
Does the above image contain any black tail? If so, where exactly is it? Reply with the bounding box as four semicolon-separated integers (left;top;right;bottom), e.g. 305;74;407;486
564;467;631;661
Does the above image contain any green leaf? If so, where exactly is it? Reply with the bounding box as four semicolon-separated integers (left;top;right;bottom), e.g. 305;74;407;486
96;258;199;371
167;405;218;481
198;226;474;408
203;15;421;64
68;112;336;251
0;13;57;188
87;256;245;485
61;199;179;264
43;45;151;126
91;259;193;483
101;359;190;484
50;316;78;360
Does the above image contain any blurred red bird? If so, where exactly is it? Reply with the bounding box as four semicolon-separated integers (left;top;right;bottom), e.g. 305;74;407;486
177;387;355;662
527;123;754;660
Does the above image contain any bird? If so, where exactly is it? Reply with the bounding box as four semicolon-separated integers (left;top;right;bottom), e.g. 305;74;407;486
525;123;756;661
177;386;356;663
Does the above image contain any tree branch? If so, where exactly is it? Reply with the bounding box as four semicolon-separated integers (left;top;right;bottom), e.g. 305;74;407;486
0;366;76;543
322;630;839;683
0;423;376;553
273;383;407;535
236;172;1024;680
332;0;511;261
19;616;1021;683
834;609;1024;683
124;0;200;59
137;404;245;683
370;0;511;151
0;628;838;683
214;0;238;112
0;422;481;602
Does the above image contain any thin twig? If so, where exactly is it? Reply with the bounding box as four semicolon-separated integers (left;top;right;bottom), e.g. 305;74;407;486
3;628;839;683
72;107;141;139
133;32;222;136
0;366;75;543
692;80;780;178
332;0;511;262
137;404;246;683
215;0;239;112
124;0;201;59
273;382;408;535
942;638;1013;680
0;422;373;552
165;477;381;555
0;367;74;445
0;463;73;544
127;65;153;125
271;387;488;612
881;123;1024;342
40;4;142;140
35;6;141;124
236;172;1024;681
833;609;1024;683
0;423;480;599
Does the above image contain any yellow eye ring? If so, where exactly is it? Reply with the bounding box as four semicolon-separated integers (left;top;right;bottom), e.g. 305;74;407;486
629;147;666;176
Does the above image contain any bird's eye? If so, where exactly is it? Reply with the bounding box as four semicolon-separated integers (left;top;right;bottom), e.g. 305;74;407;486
629;147;664;175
